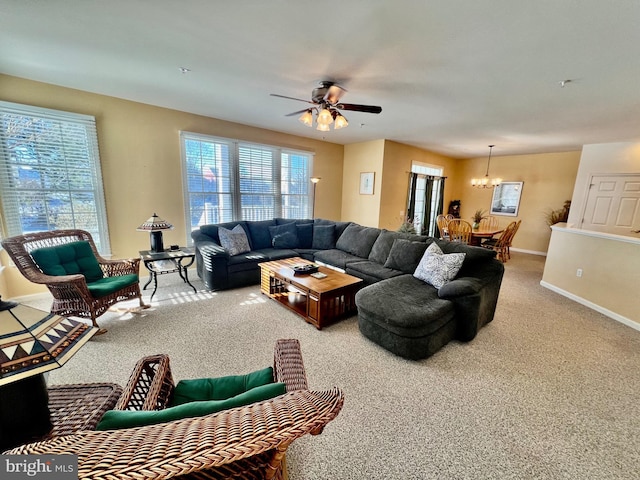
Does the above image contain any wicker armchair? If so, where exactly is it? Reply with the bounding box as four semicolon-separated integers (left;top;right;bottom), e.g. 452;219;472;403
1;229;147;333
6;339;344;480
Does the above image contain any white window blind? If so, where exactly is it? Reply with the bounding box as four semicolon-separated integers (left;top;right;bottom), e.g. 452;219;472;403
0;101;110;253
180;132;313;238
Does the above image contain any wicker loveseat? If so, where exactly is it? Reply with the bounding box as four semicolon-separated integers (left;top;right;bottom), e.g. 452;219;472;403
4;339;344;480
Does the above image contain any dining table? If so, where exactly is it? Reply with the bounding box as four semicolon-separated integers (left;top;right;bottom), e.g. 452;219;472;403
470;227;504;246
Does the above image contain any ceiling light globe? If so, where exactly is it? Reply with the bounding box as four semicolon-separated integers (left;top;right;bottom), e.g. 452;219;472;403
298;110;313;127
334;114;348;129
316;123;330;132
317;108;333;125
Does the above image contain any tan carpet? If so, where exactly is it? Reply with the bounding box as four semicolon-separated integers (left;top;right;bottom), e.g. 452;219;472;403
31;253;639;479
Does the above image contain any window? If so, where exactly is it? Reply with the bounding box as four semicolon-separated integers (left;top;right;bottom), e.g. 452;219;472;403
407;162;444;236
180;132;313;236
0;101;110;252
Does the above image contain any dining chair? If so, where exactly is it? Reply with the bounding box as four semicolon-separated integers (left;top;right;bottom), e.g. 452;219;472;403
447;219;472;244
479;215;499;229
505;219;522;259
445;214;455;221
481;221;517;262
436;214;450;240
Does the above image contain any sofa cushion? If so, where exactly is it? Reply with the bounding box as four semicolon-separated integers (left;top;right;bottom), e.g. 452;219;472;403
246;220;276;250
383;239;429;273
436;239;496;275
219;225;251;256
312;224;336;249
335;224;381;258
355;275;455;337
31;241;104;282
253;248;298;260
346;260;405;282
296;223;314;249
199;221;247;244
314;249;362;270
269;223;300;248
275;218;313;225
368;230;430;265
96;382;286;431
170;367;275;406
414;242;465;288
314;219;351;239
87;274;139;298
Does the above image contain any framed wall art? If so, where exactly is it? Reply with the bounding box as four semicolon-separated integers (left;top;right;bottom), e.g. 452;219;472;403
360;172;375;195
490;181;523;216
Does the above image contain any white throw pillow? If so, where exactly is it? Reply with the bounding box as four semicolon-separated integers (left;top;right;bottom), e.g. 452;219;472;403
218;225;251;256
413;242;465;288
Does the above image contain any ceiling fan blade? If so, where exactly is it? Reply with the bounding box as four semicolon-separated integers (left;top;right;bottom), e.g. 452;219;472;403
336;103;382;114
270;93;315;104
324;84;347;104
285;108;312;117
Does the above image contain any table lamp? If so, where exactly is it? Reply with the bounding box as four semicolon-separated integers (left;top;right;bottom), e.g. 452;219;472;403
136;213;174;252
0;296;98;450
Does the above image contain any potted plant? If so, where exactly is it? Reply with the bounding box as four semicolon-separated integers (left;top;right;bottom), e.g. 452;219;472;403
397;217;417;234
471;209;487;229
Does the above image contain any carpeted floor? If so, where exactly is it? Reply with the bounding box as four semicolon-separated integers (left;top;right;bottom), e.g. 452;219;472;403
29;252;640;479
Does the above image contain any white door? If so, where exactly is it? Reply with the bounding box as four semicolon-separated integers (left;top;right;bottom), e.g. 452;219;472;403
581;174;640;237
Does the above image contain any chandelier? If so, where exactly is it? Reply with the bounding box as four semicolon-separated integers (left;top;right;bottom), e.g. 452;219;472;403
298;105;348;131
471;145;502;188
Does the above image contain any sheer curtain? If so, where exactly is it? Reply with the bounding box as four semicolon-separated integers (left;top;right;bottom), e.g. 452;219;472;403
406;173;445;236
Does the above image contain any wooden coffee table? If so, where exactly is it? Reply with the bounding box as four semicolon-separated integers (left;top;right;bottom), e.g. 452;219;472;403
259;257;363;329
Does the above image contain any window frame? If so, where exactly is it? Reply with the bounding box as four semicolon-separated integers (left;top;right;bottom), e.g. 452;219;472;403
179;131;314;244
0;101;111;253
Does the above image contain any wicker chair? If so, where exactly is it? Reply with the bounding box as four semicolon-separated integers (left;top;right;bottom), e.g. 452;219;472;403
1;229;147;333
5;339;344;480
447;219;473;244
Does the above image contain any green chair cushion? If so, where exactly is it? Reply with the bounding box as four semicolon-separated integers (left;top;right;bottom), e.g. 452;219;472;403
96;382;286;430
86;274;139;298
169;366;275;406
31;241;104;283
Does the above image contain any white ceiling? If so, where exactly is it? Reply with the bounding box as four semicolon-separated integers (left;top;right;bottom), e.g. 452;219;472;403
3;0;640;158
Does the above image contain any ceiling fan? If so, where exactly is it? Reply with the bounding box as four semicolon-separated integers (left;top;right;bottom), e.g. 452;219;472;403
270;81;382;131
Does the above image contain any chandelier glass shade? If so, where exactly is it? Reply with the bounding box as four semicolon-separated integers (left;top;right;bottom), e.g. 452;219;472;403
471;145;502;189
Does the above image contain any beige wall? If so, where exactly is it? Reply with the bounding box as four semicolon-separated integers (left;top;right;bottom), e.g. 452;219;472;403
0;74;344;298
341;140;385;227
567;142;640;226
341;140;460;230
457;151;581;254
378;141;459;231
542;225;640;329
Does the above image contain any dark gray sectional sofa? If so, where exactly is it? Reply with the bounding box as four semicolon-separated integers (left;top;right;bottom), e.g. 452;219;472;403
191;218;504;360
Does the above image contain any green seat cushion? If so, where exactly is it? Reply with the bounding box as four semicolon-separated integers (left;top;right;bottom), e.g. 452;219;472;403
31;241;104;282
169;366;275;406
86;274;139;298
96;382;286;430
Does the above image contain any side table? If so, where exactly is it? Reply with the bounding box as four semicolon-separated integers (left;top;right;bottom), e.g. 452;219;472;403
139;247;197;300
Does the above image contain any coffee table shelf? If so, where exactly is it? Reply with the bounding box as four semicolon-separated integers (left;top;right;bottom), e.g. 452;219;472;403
260;257;363;330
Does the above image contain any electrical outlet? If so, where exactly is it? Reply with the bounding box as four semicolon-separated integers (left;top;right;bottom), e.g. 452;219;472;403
576;268;583;277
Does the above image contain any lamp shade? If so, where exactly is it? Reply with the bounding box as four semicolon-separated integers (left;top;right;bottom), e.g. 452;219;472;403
136;213;173;232
0;298;98;386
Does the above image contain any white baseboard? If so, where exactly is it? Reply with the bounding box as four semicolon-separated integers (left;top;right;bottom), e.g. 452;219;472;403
511;247;547;256
540;280;640;332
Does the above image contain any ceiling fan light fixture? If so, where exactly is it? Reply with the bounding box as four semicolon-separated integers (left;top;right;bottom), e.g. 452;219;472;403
317;108;333;125
298;109;313;127
333;112;348;129
316;122;330;132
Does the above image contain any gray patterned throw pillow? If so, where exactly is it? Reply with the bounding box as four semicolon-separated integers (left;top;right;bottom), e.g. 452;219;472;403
413;241;465;288
218;225;251;256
